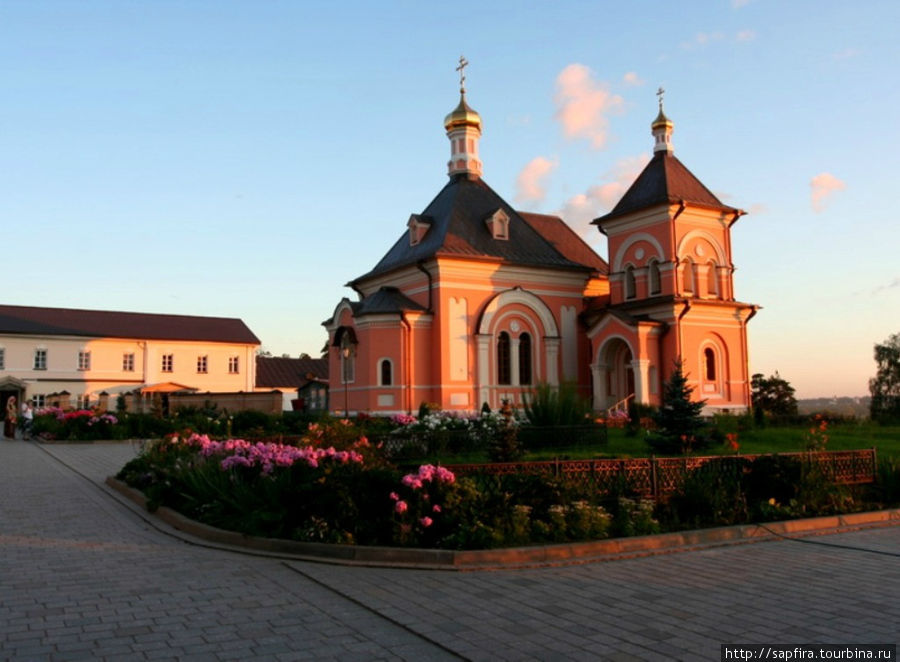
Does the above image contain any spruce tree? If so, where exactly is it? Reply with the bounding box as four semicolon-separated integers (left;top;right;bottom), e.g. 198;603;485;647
648;360;708;454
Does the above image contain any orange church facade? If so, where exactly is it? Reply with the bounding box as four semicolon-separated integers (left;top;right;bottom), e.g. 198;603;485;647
325;76;758;416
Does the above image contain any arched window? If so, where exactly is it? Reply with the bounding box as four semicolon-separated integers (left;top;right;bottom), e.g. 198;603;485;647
380;359;392;386
624;265;636;300
518;333;532;385
707;260;720;298
704;347;716;381
683;258;695;294
497;332;511;385
648;259;661;295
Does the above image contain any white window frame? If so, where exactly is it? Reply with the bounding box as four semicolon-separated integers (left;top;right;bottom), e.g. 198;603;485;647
228;356;240;374
123;353;135;372
78;350;91;371
34;348;47;371
0;347;5;370
161;354;174;373
197;355;208;374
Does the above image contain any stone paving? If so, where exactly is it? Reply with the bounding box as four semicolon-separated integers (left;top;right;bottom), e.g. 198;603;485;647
1;439;898;661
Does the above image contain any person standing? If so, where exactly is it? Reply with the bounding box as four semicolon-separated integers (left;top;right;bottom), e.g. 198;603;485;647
4;395;17;439
21;399;34;439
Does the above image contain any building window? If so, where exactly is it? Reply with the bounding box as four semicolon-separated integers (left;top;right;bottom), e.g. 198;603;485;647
228;356;240;374
380;359;392;386
704;347;717;381
486;209;510;240
707;260;719;298
0;348;5;370
683;258;695;294
161;354;174;373
518;333;532;385
34;349;47;370
31;394;45;409
123;353;135;372
78;350;91;371
624;266;636;300
197;356;208;374
77;394;91;410
648;259;661;295
497;332;511;385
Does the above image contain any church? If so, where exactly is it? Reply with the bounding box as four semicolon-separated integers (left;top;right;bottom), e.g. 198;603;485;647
324;65;758;416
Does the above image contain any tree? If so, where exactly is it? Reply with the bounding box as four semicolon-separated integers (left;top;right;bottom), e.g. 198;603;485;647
870;332;900;422
751;372;799;420
648;360;708;454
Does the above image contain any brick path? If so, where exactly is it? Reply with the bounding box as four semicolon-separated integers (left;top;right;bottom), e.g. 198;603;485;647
1;440;897;661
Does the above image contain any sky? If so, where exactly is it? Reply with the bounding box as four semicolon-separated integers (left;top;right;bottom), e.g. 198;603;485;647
1;0;898;399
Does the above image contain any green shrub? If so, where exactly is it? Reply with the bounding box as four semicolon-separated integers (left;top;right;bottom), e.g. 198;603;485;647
659;461;748;529
523;381;590;427
230;410;276;436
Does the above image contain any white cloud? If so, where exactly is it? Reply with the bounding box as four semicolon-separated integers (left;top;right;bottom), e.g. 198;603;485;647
748;203;768;215
833;48;860;60
810;172;846;212
681;31;725;50
623;71;644;87
514;156;558;204
872;277;900;296
736;29;756;42
554;63;624;149
556;154;650;236
731;0;752;7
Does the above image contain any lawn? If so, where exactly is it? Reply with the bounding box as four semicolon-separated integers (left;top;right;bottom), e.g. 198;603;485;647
433;421;900;465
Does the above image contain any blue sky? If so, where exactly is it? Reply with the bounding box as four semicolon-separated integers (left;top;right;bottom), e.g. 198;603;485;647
2;0;897;398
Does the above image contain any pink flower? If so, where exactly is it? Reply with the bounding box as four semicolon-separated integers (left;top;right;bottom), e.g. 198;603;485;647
420;517;433;528
401;474;423;490
432;504;441;513
395;500;408;514
389;492;399;501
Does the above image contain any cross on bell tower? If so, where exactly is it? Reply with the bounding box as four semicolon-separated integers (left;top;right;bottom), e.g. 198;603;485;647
443;56;483;180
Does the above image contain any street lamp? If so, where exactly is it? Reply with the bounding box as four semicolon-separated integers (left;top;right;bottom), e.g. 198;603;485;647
341;346;350;417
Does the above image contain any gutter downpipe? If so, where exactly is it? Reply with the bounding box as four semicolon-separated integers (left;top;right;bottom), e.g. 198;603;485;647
416;261;433;312
671;200;686;294
676;298;691;366
741;305;759;408
400;312;412;414
726;209;744;299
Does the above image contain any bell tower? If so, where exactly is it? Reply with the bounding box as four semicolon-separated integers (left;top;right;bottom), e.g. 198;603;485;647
443;56;483;180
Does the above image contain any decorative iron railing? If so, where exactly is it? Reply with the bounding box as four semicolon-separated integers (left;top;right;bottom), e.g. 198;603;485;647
446;448;877;501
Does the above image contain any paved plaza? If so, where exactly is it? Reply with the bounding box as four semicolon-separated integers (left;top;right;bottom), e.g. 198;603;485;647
0;440;897;661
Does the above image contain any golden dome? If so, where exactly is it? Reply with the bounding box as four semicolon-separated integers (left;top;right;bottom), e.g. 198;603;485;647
651;107;672;129
444;93;482;131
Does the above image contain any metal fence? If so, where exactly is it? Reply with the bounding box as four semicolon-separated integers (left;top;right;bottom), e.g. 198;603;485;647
375;424;608;460
445;448;878;501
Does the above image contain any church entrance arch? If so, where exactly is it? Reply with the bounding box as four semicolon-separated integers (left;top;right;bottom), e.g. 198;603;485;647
593;337;635;412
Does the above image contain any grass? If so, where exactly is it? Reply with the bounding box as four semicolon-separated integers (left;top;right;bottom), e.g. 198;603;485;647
424;421;900;465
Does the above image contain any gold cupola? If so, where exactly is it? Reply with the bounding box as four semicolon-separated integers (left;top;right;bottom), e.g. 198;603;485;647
445;56;483;179
652;86;674;154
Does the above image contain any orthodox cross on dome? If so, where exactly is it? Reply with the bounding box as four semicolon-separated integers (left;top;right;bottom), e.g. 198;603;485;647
652;86;673;153
456;55;468;94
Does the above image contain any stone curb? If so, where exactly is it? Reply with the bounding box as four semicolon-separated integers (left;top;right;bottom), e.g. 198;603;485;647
106;476;900;570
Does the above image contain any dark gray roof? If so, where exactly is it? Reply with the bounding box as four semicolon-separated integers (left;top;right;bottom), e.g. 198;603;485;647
256;356;328;388
354;287;427;316
352;176;598;285
0;304;260;344
594;151;738;226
